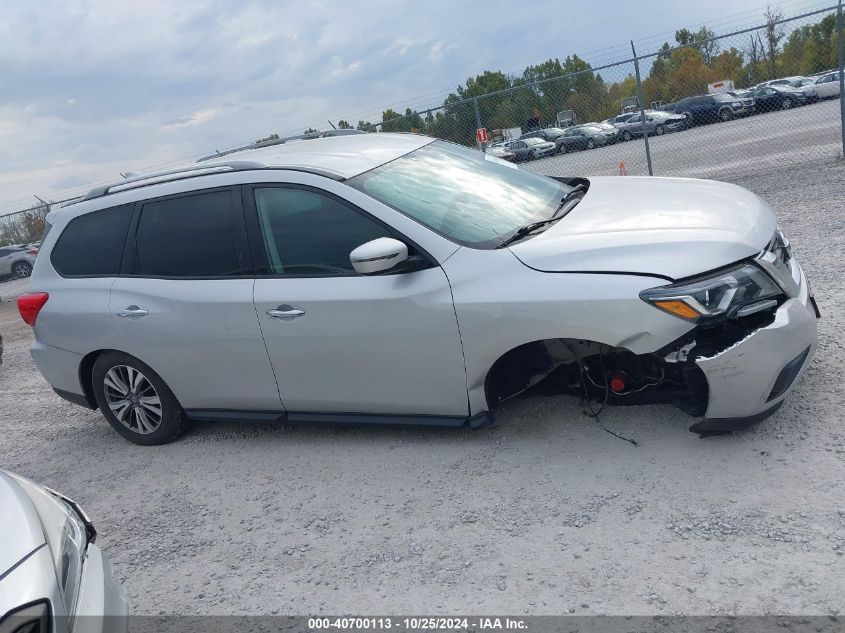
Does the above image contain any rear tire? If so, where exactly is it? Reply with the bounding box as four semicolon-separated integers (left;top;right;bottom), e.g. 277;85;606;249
12;261;32;278
586;139;595;150
719;108;733;121
655;124;665;135
782;98;793;109
92;351;187;445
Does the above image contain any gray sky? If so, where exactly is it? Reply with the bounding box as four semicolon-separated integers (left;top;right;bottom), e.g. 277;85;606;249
0;0;830;211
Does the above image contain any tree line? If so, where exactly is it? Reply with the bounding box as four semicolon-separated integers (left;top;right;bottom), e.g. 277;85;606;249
333;8;840;146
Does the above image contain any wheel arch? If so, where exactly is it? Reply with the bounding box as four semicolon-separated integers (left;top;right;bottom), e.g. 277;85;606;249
482;337;616;410
78;349;108;409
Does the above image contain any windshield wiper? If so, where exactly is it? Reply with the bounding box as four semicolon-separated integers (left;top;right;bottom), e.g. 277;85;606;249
497;183;588;249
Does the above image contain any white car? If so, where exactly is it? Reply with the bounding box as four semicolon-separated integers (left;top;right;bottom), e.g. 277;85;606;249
0;245;37;278
0;470;128;632
19;134;818;444
813;70;842;99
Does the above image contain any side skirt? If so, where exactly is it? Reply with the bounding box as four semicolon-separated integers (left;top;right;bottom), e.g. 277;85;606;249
183;409;494;430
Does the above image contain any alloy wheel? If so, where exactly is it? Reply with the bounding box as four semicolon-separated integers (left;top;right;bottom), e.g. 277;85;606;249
12;262;32;278
103;365;163;434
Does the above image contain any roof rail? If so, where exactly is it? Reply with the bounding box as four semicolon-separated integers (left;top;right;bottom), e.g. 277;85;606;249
80;161;265;202
197;129;367;162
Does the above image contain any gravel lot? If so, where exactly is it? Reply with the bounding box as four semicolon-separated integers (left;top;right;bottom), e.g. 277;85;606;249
0;155;843;616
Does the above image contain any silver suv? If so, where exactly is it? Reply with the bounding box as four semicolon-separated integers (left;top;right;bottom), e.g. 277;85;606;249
20;134;818;445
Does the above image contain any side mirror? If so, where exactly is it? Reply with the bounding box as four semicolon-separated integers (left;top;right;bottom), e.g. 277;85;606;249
350;237;409;275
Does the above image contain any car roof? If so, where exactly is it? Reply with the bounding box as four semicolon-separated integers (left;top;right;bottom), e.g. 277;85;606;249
199;133;435;180
0;471;46;578
64;133;437;209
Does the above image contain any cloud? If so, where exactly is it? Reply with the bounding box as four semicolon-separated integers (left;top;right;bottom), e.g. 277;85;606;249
163;108;220;129
0;0;774;209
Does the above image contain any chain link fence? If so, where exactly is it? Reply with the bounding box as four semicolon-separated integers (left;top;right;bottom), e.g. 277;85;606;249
352;3;844;180
0;3;842;303
0;204;51;302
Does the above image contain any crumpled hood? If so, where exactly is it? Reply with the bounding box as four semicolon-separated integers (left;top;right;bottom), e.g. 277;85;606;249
509;176;777;280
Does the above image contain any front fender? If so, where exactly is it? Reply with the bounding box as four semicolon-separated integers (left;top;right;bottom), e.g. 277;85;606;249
442;248;694;415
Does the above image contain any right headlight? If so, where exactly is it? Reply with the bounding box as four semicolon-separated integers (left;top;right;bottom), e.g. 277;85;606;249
640;263;784;323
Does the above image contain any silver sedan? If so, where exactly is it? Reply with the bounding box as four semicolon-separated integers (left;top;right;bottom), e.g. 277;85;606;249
614;111;687;141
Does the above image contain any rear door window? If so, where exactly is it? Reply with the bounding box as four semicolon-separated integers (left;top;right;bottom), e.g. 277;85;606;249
51;205;133;276
132;189;245;277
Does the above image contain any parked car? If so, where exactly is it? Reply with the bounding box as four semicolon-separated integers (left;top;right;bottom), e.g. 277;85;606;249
813;70;842;99
19;134;818;444
614;111;687;141
555;125;611;152
505;137;556;161
725;90;756;114
761;76;818;102
604;113;637;125
0;470;128;631
749;85;807;111
0;245;37;278
667;94;745;124
520;127;566;143
583;121;619;143
486;143;516;162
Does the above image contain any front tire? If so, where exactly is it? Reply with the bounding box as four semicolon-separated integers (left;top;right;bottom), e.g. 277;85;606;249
92;351;187;445
622;130;632;142
655;124;666;135
12;261;32;278
719;108;733;121
586;139;595;150
782;98;793;109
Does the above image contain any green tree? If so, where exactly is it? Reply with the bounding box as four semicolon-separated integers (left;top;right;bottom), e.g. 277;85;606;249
675;26;720;64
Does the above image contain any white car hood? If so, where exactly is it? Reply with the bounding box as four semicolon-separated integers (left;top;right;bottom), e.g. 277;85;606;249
509;176;777;280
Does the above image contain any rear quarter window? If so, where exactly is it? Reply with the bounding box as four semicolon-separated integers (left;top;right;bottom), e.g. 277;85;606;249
51;204;133;276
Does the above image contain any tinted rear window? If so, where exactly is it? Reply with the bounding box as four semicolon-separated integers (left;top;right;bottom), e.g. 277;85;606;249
134;190;243;277
51;205;132;276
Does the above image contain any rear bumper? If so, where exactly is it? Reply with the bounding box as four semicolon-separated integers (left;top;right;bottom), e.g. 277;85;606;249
31;340;86;399
694;264;817;426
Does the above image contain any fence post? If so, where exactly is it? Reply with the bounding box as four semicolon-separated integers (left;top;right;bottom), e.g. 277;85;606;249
838;0;845;158
472;97;485;151
631;41;654;176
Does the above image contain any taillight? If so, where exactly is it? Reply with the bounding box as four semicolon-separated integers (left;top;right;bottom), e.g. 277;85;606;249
27;248;39;255
17;292;49;326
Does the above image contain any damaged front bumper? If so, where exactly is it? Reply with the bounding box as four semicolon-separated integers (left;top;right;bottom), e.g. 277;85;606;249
690;263;818;433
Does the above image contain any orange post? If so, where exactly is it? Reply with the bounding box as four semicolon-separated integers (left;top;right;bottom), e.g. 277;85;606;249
618;161;626;176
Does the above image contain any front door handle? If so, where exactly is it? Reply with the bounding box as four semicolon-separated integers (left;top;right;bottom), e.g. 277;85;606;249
266;305;305;321
116;305;149;318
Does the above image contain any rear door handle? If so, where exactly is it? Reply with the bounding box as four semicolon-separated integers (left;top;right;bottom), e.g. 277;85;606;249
266;305;305;321
116;305;149;318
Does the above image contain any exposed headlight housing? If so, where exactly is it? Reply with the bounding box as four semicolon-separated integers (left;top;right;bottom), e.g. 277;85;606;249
640;263;784;323
758;227;800;294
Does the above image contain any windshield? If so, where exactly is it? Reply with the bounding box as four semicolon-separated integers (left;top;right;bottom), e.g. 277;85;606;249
523;137;544;145
347;140;572;249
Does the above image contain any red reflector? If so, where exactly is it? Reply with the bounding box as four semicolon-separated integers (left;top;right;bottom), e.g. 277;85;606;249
609;371;628;394
17;292;49;326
